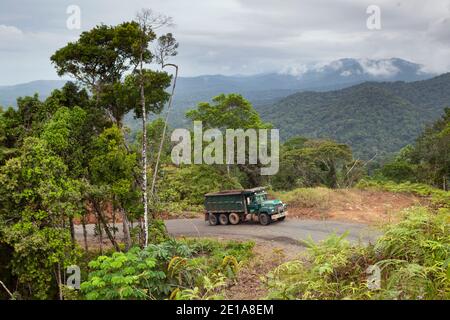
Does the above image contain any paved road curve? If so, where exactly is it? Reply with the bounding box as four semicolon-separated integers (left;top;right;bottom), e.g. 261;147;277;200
75;218;380;249
165;218;380;247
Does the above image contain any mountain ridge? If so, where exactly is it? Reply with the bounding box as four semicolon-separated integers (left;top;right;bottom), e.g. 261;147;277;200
259;73;450;159
0;58;434;109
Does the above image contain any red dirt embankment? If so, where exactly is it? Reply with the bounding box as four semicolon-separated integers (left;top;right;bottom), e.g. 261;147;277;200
274;188;425;224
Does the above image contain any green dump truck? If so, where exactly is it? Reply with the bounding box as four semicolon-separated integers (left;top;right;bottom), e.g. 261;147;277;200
204;187;287;226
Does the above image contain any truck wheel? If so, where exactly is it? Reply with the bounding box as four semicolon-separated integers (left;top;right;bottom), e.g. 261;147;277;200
259;213;271;226
229;213;240;225
208;213;219;225
219;213;229;225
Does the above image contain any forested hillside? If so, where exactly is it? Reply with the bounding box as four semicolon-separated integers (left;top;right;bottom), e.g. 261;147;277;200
259;73;450;159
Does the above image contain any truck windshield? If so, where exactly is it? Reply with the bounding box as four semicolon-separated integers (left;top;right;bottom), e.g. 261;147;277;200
255;193;267;203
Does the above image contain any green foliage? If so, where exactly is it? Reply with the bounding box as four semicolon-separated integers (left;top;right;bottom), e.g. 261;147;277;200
266;207;450;300
272;136;361;190
51;22;147;86
0;137;82;299
81;238;254;300
122;70;172;118
50;21;173;126
90;126;137;187
406;108;449;187
155;164;242;212
134;118;173;167
0;107;17;163
186;93;272;187
41;106;89;177
380;160;417;183
0;18;179;300
377;108;449;188
187;93;271;130
81;247;169;300
171;274;227;300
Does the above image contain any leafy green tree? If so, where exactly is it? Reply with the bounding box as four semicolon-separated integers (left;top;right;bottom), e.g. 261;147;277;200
51;22;143;125
186;94;272;187
380;161;417;183
0;108;17;164
273;137;356;189
45;81;90;110
89;126;140;250
186;93;270;130
156;164;242;211
51;22;143;88
379;108;450;188
0;137;81;299
410;108;450;188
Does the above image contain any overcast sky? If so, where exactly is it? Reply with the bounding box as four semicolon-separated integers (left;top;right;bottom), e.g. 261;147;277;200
0;0;450;85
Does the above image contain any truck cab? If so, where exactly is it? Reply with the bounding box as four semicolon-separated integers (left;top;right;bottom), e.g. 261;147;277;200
204;187;287;226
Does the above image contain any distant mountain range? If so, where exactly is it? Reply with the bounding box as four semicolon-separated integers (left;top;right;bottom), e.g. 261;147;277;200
0;58;433;109
0;58;445;159
176;57;432;93
0;80;67;108
259;73;450;159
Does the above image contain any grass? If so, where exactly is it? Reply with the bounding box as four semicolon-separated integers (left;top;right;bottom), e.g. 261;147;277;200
271;187;332;210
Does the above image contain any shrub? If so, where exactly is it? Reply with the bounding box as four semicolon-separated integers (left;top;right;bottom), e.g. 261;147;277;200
81;238;254;300
266;207;450;300
380;161;417;183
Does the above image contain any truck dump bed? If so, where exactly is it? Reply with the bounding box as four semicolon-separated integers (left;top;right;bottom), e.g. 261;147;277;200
204;188;266;213
204;192;246;213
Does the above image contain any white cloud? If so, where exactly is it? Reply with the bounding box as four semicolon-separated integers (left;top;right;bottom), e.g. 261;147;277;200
0;24;22;36
358;59;400;77
0;25;24;49
1;0;450;84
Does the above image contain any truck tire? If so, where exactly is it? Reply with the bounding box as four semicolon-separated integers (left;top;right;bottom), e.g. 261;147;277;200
259;213;271;226
208;213;218;226
219;213;229;225
229;213;240;225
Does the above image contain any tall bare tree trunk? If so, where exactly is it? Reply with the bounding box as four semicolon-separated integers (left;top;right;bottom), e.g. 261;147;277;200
136;8;176;247
150;64;178;197
140;55;149;248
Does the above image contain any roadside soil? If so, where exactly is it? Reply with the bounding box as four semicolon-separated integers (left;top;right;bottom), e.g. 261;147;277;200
284;189;425;224
225;241;300;300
